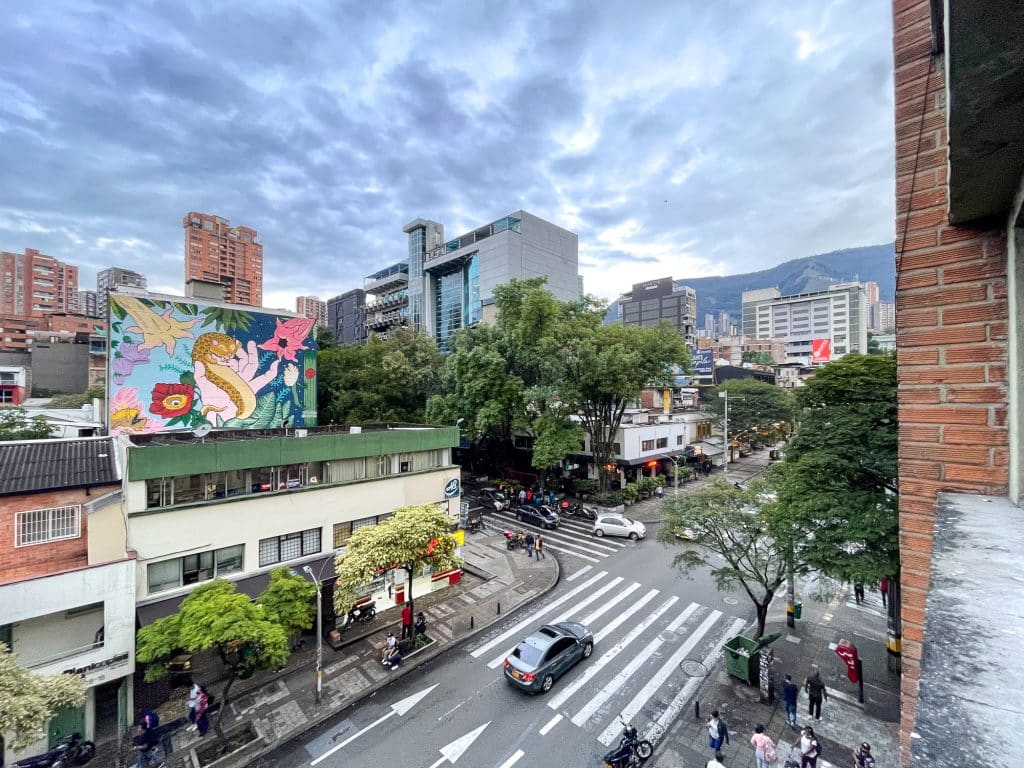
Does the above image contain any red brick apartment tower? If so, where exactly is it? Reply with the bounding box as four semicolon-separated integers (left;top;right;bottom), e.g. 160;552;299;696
893;1;1023;764
183;212;264;306
0;248;79;315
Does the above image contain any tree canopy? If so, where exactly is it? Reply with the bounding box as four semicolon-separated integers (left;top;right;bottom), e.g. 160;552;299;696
0;408;54;441
704;378;794;442
318;326;444;424
258;566;317;643
334;504;462;616
775;354;898;584
0;642;86;750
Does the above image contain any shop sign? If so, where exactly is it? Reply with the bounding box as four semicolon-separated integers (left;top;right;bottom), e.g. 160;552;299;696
444;478;461;498
63;651;130;683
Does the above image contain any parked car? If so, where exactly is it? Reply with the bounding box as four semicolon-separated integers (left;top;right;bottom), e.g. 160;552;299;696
478;487;511;511
516;505;560;529
593;514;646;540
503;622;594;694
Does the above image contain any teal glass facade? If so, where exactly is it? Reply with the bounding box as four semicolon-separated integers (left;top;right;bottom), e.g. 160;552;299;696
433;253;481;351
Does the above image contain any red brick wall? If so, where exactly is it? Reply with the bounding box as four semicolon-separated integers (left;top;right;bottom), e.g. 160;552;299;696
0;485;117;585
893;1;1010;763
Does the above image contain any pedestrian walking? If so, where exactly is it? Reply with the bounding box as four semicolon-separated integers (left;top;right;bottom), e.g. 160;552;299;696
853;742;876;768
804;667;828;720
518;489;526;507
186;682;201;731
793;726;821;768
525;531;535;557
526;489;533;504
878;578;889;609
853;582;865;605
195;686;210;737
751;724;777;768
534;535;545;559
707;710;730;754
548;489;556;505
706;754;727;768
401;602;413;640
782;674;800;729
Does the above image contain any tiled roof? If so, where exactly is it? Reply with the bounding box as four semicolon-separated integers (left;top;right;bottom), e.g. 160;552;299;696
0;437;119;495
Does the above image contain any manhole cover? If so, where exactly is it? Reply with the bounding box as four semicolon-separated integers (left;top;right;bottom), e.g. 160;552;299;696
659;629;680;642
723;596;739;605
680;659;709;677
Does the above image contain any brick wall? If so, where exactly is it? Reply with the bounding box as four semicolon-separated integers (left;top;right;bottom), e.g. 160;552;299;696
893;1;1010;763
0;485;118;585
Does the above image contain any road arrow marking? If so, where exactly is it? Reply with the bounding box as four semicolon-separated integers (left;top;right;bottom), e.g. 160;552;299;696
427;721;491;767
310;684;438;766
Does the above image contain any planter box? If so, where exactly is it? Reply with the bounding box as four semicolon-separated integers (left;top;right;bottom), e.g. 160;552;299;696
398;635;436;659
190;720;264;768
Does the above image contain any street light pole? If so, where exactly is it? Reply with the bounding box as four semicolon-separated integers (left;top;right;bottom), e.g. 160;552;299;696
302;565;324;705
719;390;729;479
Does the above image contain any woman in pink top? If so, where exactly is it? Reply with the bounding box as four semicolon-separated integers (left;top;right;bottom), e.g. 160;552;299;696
751;724;777;768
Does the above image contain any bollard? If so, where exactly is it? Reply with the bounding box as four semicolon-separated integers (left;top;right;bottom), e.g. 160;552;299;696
695;700;700;720
497;602;501;615
470;615;475;630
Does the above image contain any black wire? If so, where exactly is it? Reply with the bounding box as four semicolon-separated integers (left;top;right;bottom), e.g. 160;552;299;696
896;53;937;276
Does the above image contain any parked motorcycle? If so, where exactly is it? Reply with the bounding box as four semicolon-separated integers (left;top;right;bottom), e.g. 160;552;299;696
346;600;377;625
561;501;597;521
13;732;96;767
602;716;653;768
503;529;525;550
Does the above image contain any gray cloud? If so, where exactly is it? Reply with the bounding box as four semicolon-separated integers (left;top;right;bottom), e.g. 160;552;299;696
0;0;894;307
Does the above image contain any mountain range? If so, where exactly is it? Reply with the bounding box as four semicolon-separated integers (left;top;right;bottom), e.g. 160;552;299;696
605;242;895;323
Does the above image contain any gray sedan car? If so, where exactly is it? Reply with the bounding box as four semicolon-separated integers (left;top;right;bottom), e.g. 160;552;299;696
503;621;594;694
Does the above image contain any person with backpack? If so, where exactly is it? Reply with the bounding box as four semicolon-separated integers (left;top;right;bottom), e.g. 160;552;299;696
793;725;822;768
707;710;730;754
186;682;201;731
751;724;777;768
804;667;828;720
195;686;211;737
853;742;876;768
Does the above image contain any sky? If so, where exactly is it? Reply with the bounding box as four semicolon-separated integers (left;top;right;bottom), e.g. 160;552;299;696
0;0;895;311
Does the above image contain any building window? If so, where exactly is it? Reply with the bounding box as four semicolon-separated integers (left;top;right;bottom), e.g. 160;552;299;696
147;545;244;594
399;453;412;473
656;437;668;449
333;522;353;548
677;435;684;446
641;439;655;451
368;455;391;478
0;389;14;403
258;528;321;567
351;515;378;532
15;505;81;546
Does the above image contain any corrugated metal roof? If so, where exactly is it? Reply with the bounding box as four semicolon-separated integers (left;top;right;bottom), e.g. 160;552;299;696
0;437;119;495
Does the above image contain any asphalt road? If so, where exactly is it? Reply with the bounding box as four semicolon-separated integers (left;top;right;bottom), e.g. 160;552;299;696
262;518;751;768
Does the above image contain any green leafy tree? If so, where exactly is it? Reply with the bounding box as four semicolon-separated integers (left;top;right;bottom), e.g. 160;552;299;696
657;478;802;637
866;333;880;355
334;505;462;619
705;379;793;443
136;580;289;736
775;354;898;584
741;351;776;366
0;642;86;750
0;408;54;441
257;567;317;646
48;385;105;409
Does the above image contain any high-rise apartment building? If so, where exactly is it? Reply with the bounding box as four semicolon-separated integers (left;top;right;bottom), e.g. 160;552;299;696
296;295;327;327
871;300;896;333
704;313;717;336
0;248;79;316
619;277;697;347
183;212;263;307
76;290;99;318
741;281;868;363
97;267;146;320
718;311;732;336
326;289;367;345
865;280;880;306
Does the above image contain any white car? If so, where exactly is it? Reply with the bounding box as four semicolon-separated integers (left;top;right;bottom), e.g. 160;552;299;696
593;514;646;540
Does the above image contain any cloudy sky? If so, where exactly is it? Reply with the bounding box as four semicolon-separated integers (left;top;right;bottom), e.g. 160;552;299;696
0;0;895;310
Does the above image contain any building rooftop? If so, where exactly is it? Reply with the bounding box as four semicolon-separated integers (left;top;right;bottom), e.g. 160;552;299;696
126;423;444;447
0;436;119;495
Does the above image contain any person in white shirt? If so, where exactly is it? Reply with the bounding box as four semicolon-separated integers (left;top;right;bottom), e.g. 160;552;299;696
186;682;201;732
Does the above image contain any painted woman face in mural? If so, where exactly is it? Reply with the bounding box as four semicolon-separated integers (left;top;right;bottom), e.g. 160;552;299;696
107;296;317;433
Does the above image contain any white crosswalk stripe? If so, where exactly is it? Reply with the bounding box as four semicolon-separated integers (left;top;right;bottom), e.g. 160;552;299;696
486;507;632;564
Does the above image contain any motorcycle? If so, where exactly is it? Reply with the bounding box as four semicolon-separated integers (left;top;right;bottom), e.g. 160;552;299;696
561;501;597;521
602;716;653;768
13;732;96;767
346;600;377;625
504;529;525;550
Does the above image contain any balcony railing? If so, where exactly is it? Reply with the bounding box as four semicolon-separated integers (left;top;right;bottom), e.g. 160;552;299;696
26;639;104;670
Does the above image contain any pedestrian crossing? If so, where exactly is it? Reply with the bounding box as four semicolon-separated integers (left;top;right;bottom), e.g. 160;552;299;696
466;570;747;748
483;506;632;563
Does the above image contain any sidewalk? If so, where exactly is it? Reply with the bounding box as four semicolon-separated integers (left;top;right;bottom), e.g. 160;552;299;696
135;533;559;768
652;581;900;768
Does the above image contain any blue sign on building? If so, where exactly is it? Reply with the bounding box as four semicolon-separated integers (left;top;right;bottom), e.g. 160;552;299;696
694;348;714;375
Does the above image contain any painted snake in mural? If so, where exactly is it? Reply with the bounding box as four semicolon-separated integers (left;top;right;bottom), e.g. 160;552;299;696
192;333;280;421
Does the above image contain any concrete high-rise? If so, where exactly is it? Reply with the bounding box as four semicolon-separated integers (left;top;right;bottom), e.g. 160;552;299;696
76;290;99;318
0;248;79;316
619;277;697;347
97;267;146;320
327;289;367;345
296;296;327;327
183;212;263;307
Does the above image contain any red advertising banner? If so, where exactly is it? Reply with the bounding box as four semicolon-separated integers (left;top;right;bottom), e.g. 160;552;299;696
811;338;831;363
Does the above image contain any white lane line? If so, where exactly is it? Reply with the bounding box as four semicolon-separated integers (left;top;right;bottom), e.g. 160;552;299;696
543;544;601;563
469;571;608;658
487;517;621;556
595;589;663;644
579;582;640;626
547;594;680;710
486;577;626;668
597;610;723;745
646;618;746;742
565;565;593;582
497;749;525;768
490;511;624;552
539;713;562;735
570;603;700;726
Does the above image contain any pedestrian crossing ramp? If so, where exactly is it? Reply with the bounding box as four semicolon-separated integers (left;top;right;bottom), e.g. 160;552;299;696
467;569;747;747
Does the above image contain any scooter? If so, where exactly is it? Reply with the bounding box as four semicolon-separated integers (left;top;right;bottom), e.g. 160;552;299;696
13;732;96;767
602;716;653;768
347;600;377;624
561;501;597;521
504;530;524;550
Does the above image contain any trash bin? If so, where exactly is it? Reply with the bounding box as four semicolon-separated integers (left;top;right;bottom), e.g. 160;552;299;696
793;601;803;620
723;634;781;685
769;449;779;460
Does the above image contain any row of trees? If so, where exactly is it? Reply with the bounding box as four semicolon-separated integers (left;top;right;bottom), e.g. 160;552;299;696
659;354;898;638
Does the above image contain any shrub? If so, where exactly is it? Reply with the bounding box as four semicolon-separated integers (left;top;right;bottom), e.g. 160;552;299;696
622;484;639;503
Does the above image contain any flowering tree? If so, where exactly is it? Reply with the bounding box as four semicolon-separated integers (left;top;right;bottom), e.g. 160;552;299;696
0;642;86;749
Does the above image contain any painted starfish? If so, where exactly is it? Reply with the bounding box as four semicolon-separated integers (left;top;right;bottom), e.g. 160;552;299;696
119;295;199;355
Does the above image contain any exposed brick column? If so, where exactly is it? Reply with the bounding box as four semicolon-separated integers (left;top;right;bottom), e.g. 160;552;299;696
893;1;1010;764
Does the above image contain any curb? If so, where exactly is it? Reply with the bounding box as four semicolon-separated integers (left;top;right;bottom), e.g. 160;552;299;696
197;549;562;768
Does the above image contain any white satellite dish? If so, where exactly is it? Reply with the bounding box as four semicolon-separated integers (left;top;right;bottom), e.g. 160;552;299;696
194;423;213;438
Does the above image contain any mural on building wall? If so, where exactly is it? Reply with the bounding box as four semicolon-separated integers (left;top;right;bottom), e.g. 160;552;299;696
107;295;318;434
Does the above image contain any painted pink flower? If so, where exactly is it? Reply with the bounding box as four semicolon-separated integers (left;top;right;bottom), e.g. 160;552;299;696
258;317;316;362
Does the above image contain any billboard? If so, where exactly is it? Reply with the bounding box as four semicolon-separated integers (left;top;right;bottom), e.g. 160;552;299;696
107;294;318;434
811;338;831;364
693;348;714;375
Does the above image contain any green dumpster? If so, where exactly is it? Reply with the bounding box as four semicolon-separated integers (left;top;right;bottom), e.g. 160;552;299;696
723;634;781;685
793;601;803;620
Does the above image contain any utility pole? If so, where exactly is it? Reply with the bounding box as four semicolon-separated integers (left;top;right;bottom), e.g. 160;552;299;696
719;390;729;479
302;565;324;705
